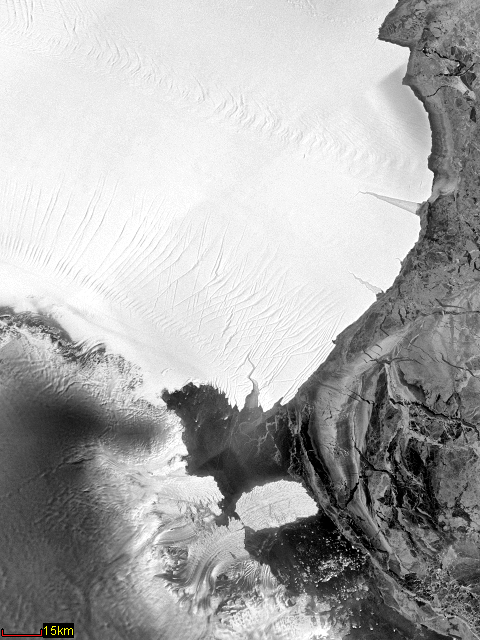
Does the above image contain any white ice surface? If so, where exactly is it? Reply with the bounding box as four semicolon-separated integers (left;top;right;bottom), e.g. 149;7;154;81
236;480;318;531
0;0;431;409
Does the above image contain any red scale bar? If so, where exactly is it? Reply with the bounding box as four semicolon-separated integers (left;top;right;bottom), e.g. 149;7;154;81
1;630;43;637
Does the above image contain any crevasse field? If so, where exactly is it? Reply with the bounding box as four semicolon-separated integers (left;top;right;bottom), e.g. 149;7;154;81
0;0;432;638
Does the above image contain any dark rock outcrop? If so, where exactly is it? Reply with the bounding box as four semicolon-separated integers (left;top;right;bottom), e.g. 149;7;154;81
287;1;480;637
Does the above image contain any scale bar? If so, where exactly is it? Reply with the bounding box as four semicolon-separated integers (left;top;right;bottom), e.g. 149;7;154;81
1;630;43;637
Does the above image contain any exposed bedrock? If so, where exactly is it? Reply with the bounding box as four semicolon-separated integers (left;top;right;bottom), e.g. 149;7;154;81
287;1;480;637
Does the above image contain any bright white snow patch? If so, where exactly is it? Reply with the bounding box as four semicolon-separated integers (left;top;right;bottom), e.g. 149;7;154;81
0;0;431;408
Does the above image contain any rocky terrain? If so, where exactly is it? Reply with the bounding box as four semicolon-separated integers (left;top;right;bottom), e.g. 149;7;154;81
286;1;480;636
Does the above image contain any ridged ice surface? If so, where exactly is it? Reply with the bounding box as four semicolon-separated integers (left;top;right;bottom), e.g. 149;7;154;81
0;0;431;408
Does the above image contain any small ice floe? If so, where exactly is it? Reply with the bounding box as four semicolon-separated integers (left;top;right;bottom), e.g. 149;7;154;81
236;480;318;531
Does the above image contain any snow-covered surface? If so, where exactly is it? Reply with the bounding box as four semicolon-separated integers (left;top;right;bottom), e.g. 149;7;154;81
0;0;431;408
236;480;318;531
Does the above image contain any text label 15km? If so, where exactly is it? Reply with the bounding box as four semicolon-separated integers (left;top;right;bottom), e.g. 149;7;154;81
42;625;74;638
